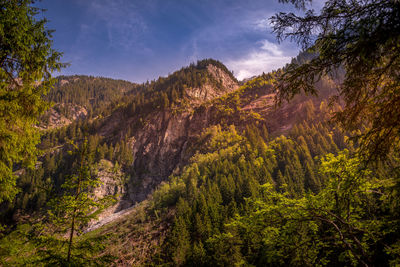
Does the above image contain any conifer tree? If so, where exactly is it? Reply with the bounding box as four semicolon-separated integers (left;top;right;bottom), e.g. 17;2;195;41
0;0;64;203
47;139;114;263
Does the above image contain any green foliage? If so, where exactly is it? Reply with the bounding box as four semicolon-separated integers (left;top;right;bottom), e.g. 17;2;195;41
209;73;275;126
217;151;398;266
152;178;186;211
150;119;351;265
45;139;115;263
0;223;115;266
0;0;64;203
271;0;400;160
45;75;139;119
0;224;40;265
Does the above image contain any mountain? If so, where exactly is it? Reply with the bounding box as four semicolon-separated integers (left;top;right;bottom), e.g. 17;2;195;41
96;59;241;204
5;58;339;226
3;58;395;266
39;75;140;129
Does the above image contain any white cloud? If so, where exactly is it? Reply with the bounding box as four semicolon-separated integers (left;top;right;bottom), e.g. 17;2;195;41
226;40;296;80
252;18;272;31
260;40;284;56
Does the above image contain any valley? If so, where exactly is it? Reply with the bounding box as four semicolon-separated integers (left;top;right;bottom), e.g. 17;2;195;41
1;0;399;265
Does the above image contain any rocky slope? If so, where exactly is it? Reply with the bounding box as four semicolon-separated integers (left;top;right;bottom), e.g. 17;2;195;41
7;59;338;231
95;60;338;210
98;60;241;204
39;103;88;129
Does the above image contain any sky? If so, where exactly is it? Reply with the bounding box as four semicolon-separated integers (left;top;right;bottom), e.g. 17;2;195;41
37;0;325;83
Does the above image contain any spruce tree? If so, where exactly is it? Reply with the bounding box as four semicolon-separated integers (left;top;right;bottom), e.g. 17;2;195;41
0;0;64;203
47;139;115;263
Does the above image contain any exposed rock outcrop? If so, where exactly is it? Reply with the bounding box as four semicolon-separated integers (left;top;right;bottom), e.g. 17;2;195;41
99;64;240;205
186;64;239;103
86;160;129;231
40;103;87;129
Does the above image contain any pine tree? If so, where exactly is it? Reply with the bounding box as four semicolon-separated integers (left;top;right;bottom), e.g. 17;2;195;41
47;139;115;263
0;0;64;203
304;161;320;193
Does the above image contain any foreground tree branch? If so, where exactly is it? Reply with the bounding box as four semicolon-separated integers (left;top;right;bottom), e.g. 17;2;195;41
271;0;400;161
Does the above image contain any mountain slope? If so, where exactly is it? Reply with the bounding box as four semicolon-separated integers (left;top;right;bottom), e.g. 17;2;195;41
96;59;241;203
40;75;139;129
3;58;378;266
7;59;340;219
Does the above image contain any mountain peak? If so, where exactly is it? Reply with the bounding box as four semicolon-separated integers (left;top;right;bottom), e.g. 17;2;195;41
194;59;237;80
128;59;239;112
184;59;239;103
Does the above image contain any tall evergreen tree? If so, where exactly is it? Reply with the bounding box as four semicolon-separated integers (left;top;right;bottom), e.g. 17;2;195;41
0;0;64;203
47;139;114;263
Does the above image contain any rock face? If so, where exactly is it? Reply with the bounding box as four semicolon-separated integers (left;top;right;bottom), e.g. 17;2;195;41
99;64;239;205
126;110;207;202
186;64;239;103
40;103;87;129
94;159;125;203
86;159;129;231
97;63;333;210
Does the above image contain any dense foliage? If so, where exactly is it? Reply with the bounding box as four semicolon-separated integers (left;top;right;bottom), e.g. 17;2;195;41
0;0;63;203
148;119;399;266
45;75;139;119
272;0;400;160
149;110;350;264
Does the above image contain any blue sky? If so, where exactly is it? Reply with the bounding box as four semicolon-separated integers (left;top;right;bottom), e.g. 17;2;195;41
37;0;325;83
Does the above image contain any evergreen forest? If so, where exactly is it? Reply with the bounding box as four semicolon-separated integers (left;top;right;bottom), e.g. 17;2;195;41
0;0;399;266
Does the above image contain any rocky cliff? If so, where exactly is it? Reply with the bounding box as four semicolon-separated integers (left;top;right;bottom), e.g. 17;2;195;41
13;59;337;230
96;61;336;209
98;61;240;205
39;103;88;129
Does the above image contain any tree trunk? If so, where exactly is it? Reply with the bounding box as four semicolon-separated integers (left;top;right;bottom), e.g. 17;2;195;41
67;210;76;262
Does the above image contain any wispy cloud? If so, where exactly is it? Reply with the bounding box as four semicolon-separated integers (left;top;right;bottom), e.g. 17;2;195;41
188;38;199;63
86;0;148;51
226;40;296;80
45;0;303;82
251;18;272;32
